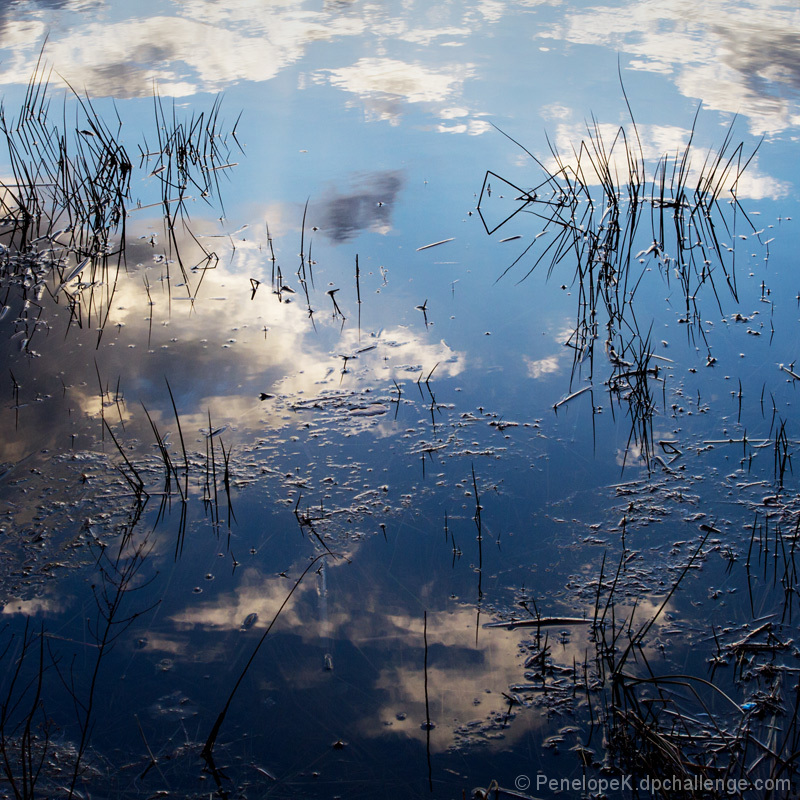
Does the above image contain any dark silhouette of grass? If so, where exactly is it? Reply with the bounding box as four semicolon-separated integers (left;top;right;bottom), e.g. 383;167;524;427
479;92;762;470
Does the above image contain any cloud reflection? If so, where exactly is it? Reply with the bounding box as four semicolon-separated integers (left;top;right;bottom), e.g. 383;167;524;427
0;1;493;132
1;595;64;615
315;171;403;242
58;224;465;441
165;566;553;750
524;355;560;379
314;58;475;125
0;0;795;142
160;552;680;753
539;0;800;134
0;3;368;97
544;121;789;200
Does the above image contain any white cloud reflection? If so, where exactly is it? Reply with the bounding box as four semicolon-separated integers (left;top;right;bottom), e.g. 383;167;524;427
314;58;475;125
0;0;503;133
524;354;560;378
158;555;678;752
544;121;789;200
163;564;579;750
64;223;465;440
1;595;64;615
538;0;800;135
0;0;794;144
0;4;368;98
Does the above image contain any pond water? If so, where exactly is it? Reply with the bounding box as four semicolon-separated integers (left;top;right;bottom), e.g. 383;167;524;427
1;2;800;798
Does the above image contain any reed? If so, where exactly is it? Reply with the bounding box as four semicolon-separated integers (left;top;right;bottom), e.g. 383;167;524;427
0;54;239;350
590;527;799;795
0;501;156;799
202;553;340;766
479;96;760;469
0;620;51;800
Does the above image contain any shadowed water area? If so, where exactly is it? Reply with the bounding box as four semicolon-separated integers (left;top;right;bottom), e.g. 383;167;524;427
1;2;800;798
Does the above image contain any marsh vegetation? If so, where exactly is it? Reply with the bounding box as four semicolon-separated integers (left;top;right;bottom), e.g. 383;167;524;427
0;12;799;800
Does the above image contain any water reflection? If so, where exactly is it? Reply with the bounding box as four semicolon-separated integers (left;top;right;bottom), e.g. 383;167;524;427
0;5;368;96
524;355;561;379
0;219;467;440
1;593;64;615
154;552;594;753
545;121;789;198
0;0;794;159
315;171;403;242
540;0;800;133
314;58;476;124
0;0;798;796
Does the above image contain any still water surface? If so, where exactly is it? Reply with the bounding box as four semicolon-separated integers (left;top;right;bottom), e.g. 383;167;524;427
1;1;800;798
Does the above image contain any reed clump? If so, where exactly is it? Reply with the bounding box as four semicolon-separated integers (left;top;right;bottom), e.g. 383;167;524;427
0;54;241;344
489;528;800;799
479;95;762;467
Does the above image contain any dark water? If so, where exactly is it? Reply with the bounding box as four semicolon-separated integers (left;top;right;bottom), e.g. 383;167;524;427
0;2;800;798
